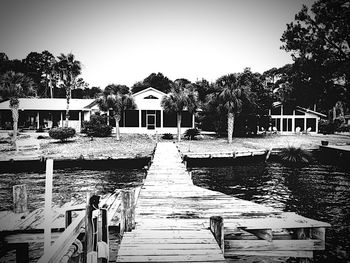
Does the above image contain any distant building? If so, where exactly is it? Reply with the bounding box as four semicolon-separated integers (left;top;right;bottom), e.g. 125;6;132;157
0;98;96;132
269;102;327;134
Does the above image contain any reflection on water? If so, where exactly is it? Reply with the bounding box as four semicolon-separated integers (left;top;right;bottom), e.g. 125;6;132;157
189;162;350;263
0;167;145;212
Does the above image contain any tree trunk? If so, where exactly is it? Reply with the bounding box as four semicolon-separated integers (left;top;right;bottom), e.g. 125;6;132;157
65;87;70;127
115;115;121;141
227;112;234;144
177;112;182;142
11;105;19;141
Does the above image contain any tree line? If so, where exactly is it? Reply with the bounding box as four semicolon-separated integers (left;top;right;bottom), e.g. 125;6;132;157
1;0;348;142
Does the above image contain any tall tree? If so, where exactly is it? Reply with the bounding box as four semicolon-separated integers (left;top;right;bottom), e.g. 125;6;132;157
97;89;136;140
0;71;36;140
24;51;57;98
212;74;252;143
161;80;198;142
280;0;350;112
54;53;82;127
131;72;173;94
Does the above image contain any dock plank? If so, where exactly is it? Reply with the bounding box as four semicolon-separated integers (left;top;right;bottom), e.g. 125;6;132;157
117;142;329;262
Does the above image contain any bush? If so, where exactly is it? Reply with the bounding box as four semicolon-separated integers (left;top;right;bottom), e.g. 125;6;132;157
81;114;113;137
336;123;350;133
162;133;173;140
319;120;335;134
49;127;76;142
184;128;200;140
279;146;311;166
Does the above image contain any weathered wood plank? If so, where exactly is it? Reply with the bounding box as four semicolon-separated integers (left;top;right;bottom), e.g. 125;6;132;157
224;239;324;251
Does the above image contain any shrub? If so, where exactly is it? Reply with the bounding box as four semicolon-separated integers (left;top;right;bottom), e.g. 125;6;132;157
49;127;76;142
336;123;350;133
81;114;112;137
279;146;311;166
184;128;200;140
162;133;173;140
319;120;335;134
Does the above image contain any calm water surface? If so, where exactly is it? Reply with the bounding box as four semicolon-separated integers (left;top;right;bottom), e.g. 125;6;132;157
0;167;145;262
189;162;350;263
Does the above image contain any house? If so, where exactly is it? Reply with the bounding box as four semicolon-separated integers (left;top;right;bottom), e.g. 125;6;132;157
0;98;97;132
0;87;195;134
269;102;327;134
115;87;195;134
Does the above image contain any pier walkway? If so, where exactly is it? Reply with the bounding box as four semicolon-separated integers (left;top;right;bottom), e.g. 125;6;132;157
117;142;330;262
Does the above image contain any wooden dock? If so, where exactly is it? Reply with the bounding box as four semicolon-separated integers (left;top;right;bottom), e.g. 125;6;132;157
117;142;330;262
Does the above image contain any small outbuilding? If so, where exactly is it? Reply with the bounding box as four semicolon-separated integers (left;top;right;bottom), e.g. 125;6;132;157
269;102;327;134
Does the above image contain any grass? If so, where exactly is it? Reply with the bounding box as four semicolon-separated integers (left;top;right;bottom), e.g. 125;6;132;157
177;133;350;153
0;133;157;160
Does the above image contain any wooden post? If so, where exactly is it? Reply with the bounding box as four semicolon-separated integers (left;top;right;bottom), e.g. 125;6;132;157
65;210;72;228
85;193;100;263
120;189;135;234
16;243;29;263
43;158;54;254
97;208;108;263
294;228;312;263
210;216;224;254
13;184;27;213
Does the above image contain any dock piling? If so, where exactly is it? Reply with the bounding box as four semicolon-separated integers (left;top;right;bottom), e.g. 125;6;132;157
210;216;224;253
13;184;27;213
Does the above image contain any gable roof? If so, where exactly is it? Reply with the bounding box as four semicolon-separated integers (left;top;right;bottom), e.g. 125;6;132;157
272;102;327;118
132;87;166;98
0;98;95;111
296;106;327;118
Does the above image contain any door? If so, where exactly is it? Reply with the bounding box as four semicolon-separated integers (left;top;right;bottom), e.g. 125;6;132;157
147;113;156;129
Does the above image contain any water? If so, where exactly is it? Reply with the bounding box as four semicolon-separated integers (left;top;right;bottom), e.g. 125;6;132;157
188;162;350;263
0;167;145;262
0;167;145;212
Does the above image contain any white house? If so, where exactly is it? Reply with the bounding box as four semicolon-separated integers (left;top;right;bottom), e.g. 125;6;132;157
269;102;327;134
0;88;195;134
0;98;96;132
116;87;195;134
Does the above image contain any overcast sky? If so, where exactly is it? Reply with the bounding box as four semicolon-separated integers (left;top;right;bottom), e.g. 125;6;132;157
0;0;315;88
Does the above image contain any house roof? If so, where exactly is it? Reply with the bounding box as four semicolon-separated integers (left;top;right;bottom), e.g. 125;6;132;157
296;106;327;118
132;87;166;98
272;102;327;118
0;98;95;111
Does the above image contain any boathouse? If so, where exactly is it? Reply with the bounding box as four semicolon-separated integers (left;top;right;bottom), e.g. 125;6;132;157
269;102;327;134
0;98;97;132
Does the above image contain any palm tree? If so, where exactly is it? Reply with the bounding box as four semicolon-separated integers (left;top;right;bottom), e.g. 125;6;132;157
214;74;251;143
97;90;136;140
55;53;81;127
0;71;36;141
161;81;198;142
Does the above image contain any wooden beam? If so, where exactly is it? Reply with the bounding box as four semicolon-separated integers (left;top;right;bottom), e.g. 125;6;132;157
43;159;54;254
37;212;85;263
224;239;324;251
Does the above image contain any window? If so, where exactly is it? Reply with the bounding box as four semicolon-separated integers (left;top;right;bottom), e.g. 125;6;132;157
163;112;177;127
271;107;281;115
181;111;193;127
282;118;293;131
272;118;281;131
144;95;158;99
306;118;316;132
295;118;305;131
283;105;294;115
124;110;139;127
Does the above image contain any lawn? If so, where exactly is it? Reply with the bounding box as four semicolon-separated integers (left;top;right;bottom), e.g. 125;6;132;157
177;133;350;154
0;132;157;160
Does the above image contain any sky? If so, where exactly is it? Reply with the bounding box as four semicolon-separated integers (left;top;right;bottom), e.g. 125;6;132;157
0;0;315;88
